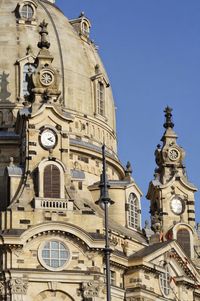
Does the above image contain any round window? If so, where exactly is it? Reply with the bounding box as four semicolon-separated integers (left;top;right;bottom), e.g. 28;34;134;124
21;4;34;20
40;240;70;271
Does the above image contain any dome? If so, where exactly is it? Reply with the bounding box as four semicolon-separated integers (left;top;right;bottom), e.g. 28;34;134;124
0;0;118;163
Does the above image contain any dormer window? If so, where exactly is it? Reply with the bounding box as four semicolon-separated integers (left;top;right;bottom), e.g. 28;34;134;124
69;13;91;41
16;1;37;25
82;21;90;37
91;67;109;120
21;4;34;20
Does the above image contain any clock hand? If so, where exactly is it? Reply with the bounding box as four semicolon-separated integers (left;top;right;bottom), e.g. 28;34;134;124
48;137;54;142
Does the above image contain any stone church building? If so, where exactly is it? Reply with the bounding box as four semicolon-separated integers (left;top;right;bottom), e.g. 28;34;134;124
0;0;200;300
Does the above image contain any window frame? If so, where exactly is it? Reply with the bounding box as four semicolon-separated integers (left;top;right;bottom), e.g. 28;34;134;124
159;264;170;297
127;193;139;229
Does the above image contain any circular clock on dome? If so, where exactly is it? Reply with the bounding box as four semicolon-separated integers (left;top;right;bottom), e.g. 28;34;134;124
40;71;54;86
171;197;184;215
168;148;180;161
40;128;57;149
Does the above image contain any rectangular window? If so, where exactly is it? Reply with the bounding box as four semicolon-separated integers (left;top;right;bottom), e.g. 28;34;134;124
104;268;116;286
78;155;89;163
111;270;116;286
97;82;104;116
78;181;83;190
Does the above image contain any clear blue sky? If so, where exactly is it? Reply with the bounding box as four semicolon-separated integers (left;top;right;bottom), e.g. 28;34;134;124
56;0;200;225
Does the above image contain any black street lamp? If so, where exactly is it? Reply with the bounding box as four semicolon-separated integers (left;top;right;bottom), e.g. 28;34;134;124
96;144;114;301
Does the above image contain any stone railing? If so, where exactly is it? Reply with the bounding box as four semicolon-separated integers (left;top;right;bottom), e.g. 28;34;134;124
34;198;73;211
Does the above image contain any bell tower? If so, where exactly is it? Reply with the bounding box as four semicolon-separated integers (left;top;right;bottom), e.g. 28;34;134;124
147;107;197;257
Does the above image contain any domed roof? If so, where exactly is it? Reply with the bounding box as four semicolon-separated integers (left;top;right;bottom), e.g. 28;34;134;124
0;0;117;156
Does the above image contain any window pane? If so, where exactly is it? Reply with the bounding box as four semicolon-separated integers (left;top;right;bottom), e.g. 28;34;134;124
51;241;59;249
51;259;59;268
51;250;59;258
42;250;50;258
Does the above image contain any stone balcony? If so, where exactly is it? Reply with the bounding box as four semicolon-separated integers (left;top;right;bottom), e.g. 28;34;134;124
34;197;73;211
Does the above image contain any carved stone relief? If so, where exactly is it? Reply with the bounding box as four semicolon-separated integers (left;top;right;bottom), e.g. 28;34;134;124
0;281;5;296
81;281;105;299
9;278;28;295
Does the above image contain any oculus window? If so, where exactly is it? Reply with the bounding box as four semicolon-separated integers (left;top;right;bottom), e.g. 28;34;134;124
39;240;70;271
21;4;34;19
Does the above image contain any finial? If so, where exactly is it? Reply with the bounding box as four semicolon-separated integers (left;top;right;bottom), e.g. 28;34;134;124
95;64;100;74
38;20;50;49
125;161;132;178
163;106;174;129
79;11;85;18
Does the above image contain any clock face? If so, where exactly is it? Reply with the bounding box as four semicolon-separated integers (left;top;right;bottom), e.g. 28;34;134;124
171;197;183;215
168;148;180;161
40;129;56;149
40;71;54;86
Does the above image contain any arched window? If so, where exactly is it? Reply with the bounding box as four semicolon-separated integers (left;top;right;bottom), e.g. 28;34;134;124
97;82;104;116
159;264;170;296
177;229;191;257
44;165;60;198
82;22;89;36
23;63;35;96
128;193;138;229
21;4;34;20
